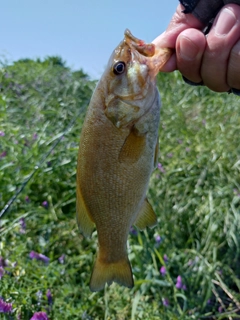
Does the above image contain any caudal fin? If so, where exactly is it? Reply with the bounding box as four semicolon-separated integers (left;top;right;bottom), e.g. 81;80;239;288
89;254;134;292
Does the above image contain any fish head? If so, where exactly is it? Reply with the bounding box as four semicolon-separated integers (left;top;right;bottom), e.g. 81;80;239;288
103;29;171;129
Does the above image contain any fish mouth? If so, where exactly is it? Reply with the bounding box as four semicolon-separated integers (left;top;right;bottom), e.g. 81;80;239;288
124;29;155;58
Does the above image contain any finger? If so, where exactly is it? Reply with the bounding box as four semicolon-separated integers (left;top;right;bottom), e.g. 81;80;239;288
201;4;240;92
153;4;204;72
176;28;206;83
227;39;240;89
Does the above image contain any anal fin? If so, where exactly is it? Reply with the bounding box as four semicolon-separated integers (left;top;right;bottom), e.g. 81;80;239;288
134;198;157;230
76;184;95;238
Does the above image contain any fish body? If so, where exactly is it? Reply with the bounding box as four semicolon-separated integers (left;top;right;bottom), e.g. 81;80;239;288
76;30;171;291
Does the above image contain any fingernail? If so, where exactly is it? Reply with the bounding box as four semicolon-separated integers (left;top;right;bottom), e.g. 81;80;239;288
179;37;199;61
214;8;236;36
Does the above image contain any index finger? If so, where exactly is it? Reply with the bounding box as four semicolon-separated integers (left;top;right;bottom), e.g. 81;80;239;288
152;4;204;71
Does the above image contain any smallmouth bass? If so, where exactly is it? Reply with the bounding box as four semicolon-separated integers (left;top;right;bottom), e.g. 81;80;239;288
76;29;171;291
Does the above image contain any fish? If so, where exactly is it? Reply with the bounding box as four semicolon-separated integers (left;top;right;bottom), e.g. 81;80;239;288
76;29;172;292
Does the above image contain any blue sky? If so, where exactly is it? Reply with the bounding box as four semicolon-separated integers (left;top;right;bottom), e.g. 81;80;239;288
1;1;177;79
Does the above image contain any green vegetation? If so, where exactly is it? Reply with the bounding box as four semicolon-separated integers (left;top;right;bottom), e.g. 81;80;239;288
0;57;239;319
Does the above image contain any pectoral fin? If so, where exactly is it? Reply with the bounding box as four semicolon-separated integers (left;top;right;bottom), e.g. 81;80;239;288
119;128;146;164
134;198;157;230
76;184;95;238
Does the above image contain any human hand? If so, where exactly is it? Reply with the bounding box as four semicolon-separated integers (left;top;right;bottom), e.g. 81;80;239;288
153;3;240;93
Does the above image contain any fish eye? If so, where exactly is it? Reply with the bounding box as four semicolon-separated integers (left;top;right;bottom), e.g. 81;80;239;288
113;61;125;75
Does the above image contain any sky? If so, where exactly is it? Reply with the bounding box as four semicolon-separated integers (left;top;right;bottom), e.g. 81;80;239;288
1;1;177;79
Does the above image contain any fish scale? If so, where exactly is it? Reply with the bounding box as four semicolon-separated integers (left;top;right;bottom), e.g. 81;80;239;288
76;29;172;291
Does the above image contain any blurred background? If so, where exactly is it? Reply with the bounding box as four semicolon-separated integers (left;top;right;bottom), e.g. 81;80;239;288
1;0;176;79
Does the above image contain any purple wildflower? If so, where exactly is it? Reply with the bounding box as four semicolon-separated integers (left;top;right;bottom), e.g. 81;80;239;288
33;133;38;140
0;267;4;279
177;139;183;144
42;201;48;209
160;266;166;276
0;151;7;158
58;254;65;264
162;298;169;307
0;131;5;136
46;289;53;305
129;226;138;236
36;290;43;300
36;290;42;306
185;147;190;152
30;311;49;320
167;152;173;158
155;234;161;244
0;257;7;267
163;254;168;262
188;259;193;266
25;196;30;203
29;251;50;264
176;275;183;289
0;298;12;313
157;163;165;173
233;189;240;197
19;218;26;233
218;306;223;313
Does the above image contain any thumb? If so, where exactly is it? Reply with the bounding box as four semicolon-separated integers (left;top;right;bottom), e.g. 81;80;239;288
153;4;204;71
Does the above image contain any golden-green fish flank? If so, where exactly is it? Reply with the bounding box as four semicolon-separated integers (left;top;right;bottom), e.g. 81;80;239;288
76;29;172;291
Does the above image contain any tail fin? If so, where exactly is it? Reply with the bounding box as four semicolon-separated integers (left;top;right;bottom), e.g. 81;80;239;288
89;254;134;292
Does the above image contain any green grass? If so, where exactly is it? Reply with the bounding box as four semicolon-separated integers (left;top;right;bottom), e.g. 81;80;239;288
0;57;239;319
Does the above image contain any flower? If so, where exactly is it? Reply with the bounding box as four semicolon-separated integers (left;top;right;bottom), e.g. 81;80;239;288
0;131;5;136
160;266;166;276
36;290;43;300
157;163;165;173
19;218;26;233
129;226;137;236
30;311;49;320
29;251;50;264
42;201;49;209
163;254;168;262
58;254;65;264
175;275;183;289
162;298;169;307
0;298;12;313
32;133;38;140
0;257;7;267
0;267;4;279
46;289;53;305
155;235;161;244
218;306;223;313
25;196;30;203
0;151;6;158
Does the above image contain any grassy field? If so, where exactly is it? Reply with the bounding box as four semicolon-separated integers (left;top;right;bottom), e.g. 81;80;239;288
0;57;239;319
